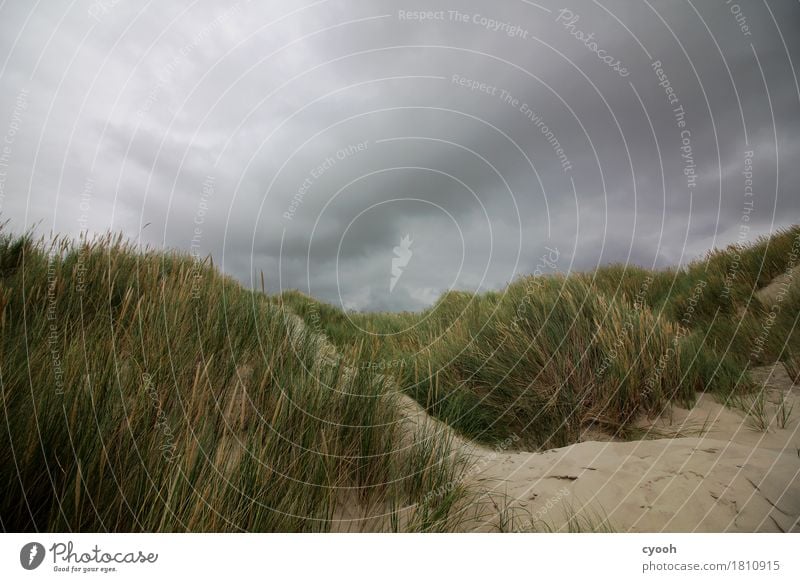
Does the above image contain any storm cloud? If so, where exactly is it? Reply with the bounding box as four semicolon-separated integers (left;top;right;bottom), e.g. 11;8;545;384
0;0;798;310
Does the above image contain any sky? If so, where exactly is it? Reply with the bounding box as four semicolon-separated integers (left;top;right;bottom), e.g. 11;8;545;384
0;0;798;311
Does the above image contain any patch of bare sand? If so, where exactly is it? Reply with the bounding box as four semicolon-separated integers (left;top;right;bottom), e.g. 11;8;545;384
464;364;800;532
755;266;799;307
329;364;799;532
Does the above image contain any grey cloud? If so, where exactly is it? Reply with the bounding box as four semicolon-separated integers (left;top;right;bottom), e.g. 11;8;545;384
0;0;798;311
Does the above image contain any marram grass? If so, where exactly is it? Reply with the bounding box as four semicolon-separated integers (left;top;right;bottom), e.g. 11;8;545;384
1;225;798;531
0;232;469;532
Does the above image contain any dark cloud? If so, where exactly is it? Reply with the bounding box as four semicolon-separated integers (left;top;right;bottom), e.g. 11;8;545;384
1;0;797;311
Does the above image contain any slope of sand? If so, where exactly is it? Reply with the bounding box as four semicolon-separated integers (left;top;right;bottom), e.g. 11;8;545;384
334;363;799;532
463;363;800;532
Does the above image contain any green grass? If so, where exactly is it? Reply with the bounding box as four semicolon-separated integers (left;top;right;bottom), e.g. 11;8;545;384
278;226;800;449
2;224;799;532
0;232;469;532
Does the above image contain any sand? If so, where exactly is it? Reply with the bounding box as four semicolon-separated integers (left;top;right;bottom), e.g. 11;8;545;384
384;362;800;532
755;266;799;307
461;363;800;532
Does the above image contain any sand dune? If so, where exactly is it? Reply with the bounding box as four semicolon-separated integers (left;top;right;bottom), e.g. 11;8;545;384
388;363;800;532
461;363;800;532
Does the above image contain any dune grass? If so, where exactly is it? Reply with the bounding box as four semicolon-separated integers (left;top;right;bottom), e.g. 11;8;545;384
278;226;800;449
0;232;470;532
1;225;798;532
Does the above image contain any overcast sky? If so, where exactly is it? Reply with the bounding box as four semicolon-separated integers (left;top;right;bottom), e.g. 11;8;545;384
0;0;798;311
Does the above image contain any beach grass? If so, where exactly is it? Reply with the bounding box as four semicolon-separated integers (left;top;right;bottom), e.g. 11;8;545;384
1;225;798;531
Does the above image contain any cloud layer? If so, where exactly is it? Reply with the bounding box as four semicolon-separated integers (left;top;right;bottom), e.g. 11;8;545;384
1;0;798;310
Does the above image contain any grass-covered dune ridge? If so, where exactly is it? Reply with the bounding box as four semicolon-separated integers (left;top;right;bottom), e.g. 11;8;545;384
279;226;800;449
1;225;798;532
0;232;469;532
